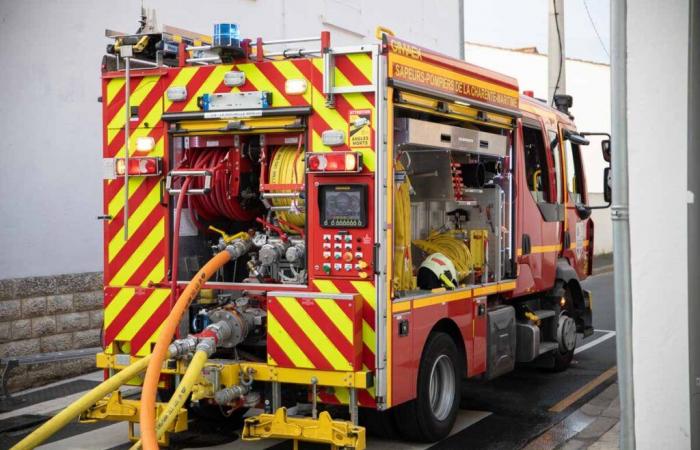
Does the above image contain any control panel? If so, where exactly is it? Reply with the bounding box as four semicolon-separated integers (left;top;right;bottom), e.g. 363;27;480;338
319;230;373;278
307;175;374;280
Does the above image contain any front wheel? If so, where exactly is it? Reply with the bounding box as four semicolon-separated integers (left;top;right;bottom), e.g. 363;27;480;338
394;332;461;442
551;312;577;371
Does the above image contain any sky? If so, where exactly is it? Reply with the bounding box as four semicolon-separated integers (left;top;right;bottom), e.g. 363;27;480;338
464;0;610;64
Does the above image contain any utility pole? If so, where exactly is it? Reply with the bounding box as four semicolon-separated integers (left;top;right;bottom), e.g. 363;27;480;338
548;0;566;102
611;0;635;448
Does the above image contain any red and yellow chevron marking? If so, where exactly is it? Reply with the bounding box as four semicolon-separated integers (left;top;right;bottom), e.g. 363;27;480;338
102;73;168;289
267;293;362;371
101;52;377;341
312;279;377;407
103;287;170;356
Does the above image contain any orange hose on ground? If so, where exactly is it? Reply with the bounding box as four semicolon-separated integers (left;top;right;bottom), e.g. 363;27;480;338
139;250;232;450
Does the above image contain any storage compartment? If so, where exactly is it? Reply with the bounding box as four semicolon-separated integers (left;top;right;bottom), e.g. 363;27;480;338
485;306;516;379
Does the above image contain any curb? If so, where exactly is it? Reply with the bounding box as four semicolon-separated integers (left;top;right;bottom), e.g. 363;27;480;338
592;264;613;276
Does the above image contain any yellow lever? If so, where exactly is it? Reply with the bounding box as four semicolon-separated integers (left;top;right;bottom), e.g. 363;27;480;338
208;226;249;245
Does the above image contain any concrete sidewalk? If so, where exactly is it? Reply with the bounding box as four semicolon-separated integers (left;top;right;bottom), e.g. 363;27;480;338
559;382;620;449
525;382;620;449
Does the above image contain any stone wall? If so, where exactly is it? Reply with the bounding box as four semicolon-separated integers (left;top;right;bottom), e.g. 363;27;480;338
0;272;103;392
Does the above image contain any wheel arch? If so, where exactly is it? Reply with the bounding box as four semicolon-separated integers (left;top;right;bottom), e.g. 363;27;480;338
554;258;590;333
428;318;468;376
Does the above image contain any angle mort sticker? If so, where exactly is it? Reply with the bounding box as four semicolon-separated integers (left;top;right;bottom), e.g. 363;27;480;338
348;109;371;148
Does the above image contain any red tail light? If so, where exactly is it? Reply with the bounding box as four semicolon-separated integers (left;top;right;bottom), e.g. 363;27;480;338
306;152;362;173
115;157;162;176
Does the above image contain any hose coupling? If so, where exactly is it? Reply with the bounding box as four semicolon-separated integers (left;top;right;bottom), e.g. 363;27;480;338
168;337;198;359
226;238;252;260
214;384;250;405
194;337;217;356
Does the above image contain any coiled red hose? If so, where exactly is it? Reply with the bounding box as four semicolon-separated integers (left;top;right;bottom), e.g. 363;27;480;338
187;149;258;223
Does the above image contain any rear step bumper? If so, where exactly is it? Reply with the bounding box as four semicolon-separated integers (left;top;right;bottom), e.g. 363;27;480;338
242;407;366;449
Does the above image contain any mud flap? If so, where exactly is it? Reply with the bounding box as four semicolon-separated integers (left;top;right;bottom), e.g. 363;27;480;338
580;289;594;337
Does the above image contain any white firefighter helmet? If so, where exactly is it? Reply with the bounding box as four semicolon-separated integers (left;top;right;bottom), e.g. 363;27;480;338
417;253;458;290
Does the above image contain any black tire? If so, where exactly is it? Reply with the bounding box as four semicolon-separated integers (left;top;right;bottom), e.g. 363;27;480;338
393;332;461;442
551;288;578;372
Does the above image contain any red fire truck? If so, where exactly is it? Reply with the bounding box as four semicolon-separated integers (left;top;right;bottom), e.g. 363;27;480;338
14;14;610;450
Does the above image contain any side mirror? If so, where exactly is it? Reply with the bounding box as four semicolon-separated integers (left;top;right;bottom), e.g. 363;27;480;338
603;167;611;203
601;139;611;162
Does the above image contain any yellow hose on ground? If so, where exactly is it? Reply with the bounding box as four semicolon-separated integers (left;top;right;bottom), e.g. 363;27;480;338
140;250;232;450
413;230;473;281
11;353;156;450
268;145;305;232
129;350;209;450
393;160;415;291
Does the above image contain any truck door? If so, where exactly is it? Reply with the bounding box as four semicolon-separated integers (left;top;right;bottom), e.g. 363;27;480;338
561;128;591;277
516;118;561;294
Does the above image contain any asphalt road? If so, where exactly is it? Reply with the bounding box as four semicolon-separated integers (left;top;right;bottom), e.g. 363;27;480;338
0;271;616;450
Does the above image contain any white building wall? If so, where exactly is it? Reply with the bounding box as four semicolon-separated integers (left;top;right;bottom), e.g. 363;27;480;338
627;0;691;446
0;0;460;279
465;43;612;255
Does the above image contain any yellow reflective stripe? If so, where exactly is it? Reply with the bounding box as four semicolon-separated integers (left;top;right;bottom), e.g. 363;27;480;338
350;281;376;310
350;281;377;355
315;298;353;343
311;59;348;131
312;130;332;153
108;76;160;130
238;63;290;108
183;64;233;111
163;67;199;112
313;279;340;294
268;312;314;367
107;128;120;148
115;289;169;341
277;296;351;371
110;218;165;286
137;319;166;356
108;177;144;220
104;288;135;328
142;258;165;286
107;78;126;104
346;53;373;82
272;60;312;104
362;321;376;354
334;387;350;404
108;182;162;260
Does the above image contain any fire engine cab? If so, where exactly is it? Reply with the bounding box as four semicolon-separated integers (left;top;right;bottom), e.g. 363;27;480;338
63;12;607;450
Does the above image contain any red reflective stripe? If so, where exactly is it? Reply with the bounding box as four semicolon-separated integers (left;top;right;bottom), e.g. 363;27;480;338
272;299;333;370
130;297;170;355
266;334;295;368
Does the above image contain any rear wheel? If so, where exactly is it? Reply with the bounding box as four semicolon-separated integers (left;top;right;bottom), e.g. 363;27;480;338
394;332;461;442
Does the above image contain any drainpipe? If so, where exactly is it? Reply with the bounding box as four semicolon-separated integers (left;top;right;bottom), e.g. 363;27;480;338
610;0;635;448
688;0;700;446
458;0;465;60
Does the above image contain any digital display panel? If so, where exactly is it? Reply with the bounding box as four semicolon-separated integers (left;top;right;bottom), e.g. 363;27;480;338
319;184;367;228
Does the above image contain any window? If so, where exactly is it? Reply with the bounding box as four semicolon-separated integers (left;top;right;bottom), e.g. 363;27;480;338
522;125;550;203
564;137;585;204
548;131;563;204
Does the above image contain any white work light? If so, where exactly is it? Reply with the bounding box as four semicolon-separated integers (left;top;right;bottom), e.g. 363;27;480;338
285;79;308;95
321;129;345;146
166;86;187;102
224;71;246;87
136;136;155;152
